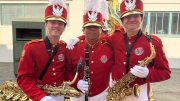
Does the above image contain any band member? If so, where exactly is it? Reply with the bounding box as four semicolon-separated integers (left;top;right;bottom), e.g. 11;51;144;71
65;1;114;101
17;0;68;101
110;0;171;100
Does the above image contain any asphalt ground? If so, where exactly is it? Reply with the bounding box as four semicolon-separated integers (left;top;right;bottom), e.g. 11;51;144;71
0;62;180;101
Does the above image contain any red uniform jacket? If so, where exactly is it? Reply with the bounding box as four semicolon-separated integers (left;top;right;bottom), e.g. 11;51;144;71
110;31;171;86
17;39;66;101
66;39;114;97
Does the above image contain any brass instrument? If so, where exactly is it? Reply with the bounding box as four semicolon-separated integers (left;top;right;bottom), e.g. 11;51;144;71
0;58;83;101
0;80;80;101
38;82;81;97
0;80;31;101
40;57;83;97
107;42;156;101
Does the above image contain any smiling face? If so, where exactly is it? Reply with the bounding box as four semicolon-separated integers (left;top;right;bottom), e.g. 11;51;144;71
45;20;66;38
121;14;143;32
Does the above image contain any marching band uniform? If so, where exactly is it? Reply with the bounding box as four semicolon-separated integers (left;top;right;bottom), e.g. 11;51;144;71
17;0;68;100
65;4;114;101
66;39;114;101
110;0;171;101
110;30;171;101
17;40;66;101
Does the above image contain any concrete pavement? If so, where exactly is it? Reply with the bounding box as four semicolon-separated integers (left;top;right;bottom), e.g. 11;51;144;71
0;62;180;101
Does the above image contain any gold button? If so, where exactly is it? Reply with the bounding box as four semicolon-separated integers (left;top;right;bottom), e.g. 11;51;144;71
52;68;55;71
91;71;93;74
123;62;126;65
53;73;56;76
91;61;94;63
92;51;94;53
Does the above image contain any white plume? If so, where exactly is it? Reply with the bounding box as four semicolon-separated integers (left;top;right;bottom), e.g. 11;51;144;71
49;0;67;8
100;0;109;20
84;0;100;14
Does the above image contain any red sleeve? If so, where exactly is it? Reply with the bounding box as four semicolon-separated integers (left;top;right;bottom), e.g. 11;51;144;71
17;43;46;101
65;49;75;82
64;49;81;89
146;36;171;82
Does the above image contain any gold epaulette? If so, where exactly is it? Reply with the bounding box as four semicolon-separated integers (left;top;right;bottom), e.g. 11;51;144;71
109;28;124;36
150;34;162;43
115;25;124;32
78;39;109;45
26;39;43;44
100;39;111;46
79;39;84;44
59;40;67;46
100;39;107;44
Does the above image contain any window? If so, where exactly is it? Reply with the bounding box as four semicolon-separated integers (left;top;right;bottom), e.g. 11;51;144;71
142;12;148;31
142;11;180;36
171;13;180;35
163;13;170;35
0;3;69;25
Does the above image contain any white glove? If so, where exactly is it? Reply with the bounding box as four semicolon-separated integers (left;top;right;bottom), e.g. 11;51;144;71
77;80;89;93
40;96;56;101
110;80;117;87
130;65;149;78
66;37;80;50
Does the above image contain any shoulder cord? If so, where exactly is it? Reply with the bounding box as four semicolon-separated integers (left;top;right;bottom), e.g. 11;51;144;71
124;30;142;74
39;36;58;80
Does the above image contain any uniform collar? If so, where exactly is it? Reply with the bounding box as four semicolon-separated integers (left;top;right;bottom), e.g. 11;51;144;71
86;40;100;49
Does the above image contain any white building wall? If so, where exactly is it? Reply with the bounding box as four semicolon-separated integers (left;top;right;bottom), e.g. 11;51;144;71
61;0;84;42
0;26;13;62
0;0;180;68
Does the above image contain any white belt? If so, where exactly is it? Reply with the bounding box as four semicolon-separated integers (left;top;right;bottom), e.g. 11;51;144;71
50;95;64;101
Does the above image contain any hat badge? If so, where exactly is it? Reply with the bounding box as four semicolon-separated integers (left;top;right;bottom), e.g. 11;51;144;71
52;5;63;16
124;0;136;10
88;11;98;22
